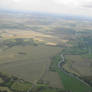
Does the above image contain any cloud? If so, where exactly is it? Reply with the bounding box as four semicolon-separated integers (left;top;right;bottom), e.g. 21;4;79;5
0;0;92;17
82;2;92;8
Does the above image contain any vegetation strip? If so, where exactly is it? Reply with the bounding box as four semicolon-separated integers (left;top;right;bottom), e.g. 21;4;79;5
58;54;90;86
50;53;92;92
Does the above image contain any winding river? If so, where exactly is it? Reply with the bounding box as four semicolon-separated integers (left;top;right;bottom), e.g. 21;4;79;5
58;54;90;87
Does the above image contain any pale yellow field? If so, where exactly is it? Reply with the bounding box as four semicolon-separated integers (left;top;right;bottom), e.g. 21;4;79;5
0;29;68;46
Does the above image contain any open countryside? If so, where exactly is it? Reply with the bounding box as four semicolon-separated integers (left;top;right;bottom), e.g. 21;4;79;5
0;11;92;92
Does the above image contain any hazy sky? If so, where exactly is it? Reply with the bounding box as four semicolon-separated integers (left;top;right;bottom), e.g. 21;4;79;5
0;0;92;16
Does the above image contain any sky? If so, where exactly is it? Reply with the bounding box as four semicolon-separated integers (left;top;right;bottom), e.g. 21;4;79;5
0;0;92;17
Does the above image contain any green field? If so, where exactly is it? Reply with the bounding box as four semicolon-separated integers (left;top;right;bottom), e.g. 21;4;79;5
51;54;92;92
58;69;92;92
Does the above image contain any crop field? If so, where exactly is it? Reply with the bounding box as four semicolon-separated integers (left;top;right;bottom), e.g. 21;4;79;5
0;44;62;88
64;55;92;76
58;68;92;92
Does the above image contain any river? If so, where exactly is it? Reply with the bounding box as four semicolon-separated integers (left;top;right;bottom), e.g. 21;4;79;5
58;54;90;87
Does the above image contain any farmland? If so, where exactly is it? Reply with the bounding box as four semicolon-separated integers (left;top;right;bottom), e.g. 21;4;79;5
0;11;92;92
49;53;92;92
0;44;62;88
64;55;92;76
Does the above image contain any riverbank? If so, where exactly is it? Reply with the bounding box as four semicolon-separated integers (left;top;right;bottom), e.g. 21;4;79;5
58;54;90;86
50;53;92;92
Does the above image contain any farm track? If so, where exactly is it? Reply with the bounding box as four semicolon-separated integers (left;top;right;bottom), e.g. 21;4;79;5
58;54;90;87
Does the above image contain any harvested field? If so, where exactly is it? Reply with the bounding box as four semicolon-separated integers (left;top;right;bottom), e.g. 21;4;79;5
43;71;63;88
0;45;62;87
